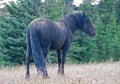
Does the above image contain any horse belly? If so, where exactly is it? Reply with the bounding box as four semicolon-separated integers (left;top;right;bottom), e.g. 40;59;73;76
50;36;66;50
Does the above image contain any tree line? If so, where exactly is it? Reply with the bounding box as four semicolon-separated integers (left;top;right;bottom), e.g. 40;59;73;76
0;0;120;66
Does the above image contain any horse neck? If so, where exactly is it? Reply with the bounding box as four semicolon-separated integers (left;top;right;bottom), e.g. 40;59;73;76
57;18;78;34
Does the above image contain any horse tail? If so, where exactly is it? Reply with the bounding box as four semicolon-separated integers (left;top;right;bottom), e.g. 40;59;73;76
29;25;46;73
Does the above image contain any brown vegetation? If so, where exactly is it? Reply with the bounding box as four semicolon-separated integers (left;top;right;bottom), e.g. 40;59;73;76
0;62;120;84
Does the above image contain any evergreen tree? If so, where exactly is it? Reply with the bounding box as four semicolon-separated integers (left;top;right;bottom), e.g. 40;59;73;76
73;0;120;62
117;0;120;23
0;0;63;65
96;0;120;61
0;0;120;66
0;0;36;65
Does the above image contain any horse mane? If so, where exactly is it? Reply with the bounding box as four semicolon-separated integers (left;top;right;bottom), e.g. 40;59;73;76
57;11;84;32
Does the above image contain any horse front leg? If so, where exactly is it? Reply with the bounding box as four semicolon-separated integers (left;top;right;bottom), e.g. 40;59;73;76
57;50;61;75
60;46;69;76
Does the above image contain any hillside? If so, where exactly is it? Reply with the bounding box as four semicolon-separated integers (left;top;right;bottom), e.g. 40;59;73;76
0;62;120;84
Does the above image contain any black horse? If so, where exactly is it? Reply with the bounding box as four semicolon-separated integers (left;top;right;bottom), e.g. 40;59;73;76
25;11;95;78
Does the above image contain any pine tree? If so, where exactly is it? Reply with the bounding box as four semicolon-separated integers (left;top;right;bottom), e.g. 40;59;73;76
73;0;120;62
0;0;36;65
117;0;120;23
0;0;64;65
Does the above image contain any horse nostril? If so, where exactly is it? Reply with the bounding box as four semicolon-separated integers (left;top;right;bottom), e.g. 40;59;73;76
93;32;95;35
90;32;95;37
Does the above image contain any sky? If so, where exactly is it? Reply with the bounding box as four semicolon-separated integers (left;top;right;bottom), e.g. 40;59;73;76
0;0;17;8
0;0;83;8
73;0;83;6
73;0;101;6
0;0;100;8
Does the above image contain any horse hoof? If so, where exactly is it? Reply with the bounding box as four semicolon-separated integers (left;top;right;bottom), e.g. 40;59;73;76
57;70;61;75
42;75;50;79
26;75;30;80
57;71;66;77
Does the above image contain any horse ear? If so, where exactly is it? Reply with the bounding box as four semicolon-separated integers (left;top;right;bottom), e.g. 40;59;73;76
83;11;85;14
83;10;86;17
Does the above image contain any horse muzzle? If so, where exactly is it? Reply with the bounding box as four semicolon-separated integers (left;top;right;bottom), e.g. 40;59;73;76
89;32;95;37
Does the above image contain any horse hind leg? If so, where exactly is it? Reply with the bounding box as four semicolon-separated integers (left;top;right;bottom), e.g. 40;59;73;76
26;29;32;79
43;48;49;64
26;43;31;79
30;34;49;78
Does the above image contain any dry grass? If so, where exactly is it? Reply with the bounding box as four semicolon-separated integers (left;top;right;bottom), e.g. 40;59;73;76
0;62;120;84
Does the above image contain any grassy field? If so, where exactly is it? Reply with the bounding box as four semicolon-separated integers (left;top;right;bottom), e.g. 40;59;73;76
0;62;120;84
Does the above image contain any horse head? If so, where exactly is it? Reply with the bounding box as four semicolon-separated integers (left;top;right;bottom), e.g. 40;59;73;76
80;11;95;36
